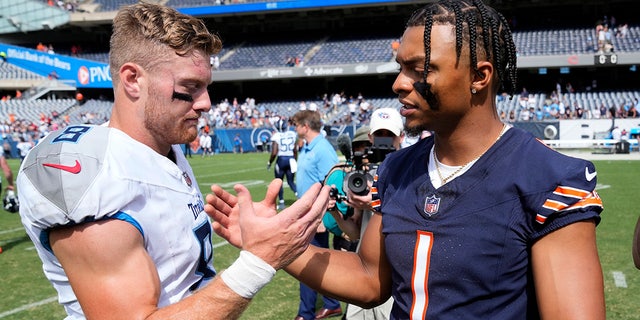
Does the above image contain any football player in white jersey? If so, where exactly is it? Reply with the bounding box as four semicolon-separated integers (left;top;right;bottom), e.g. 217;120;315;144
17;3;330;319
267;118;298;210
199;130;213;157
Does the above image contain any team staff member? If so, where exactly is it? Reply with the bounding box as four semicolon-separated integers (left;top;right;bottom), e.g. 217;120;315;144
206;1;605;319
290;110;342;320
17;3;329;319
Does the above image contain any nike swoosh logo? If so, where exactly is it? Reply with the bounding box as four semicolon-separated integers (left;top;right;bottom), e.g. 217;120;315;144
585;167;597;182
43;160;82;174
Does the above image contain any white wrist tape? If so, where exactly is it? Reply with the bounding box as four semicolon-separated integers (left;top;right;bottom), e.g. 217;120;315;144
220;250;276;299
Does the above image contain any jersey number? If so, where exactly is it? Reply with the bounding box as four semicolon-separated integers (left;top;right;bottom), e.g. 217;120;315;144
279;136;295;152
410;231;433;320
189;221;216;291
52;125;92;143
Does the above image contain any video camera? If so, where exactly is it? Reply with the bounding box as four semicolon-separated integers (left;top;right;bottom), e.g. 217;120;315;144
336;134;396;196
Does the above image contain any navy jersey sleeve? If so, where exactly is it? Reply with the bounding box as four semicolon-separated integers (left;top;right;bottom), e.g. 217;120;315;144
519;139;603;240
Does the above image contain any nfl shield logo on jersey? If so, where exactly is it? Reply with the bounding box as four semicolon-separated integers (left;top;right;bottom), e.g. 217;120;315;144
424;195;440;216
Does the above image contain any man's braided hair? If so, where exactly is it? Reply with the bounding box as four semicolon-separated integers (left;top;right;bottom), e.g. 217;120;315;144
407;0;517;96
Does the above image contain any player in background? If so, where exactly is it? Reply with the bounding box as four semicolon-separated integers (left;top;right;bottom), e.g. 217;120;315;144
199;130;213;157
268;118;298;210
17;3;329;319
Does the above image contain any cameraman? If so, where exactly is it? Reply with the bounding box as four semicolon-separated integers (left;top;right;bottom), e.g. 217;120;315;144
333;108;405;320
325;126;372;246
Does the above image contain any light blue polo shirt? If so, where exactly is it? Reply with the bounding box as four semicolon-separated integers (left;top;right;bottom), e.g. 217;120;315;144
296;134;338;198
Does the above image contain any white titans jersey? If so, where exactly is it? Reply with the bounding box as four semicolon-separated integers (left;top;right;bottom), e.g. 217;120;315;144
271;130;297;157
18;125;215;319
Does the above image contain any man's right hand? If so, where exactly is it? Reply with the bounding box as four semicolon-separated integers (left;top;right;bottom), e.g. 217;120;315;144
205;180;331;270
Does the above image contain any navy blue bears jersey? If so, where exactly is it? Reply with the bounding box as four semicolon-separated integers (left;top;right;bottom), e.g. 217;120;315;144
373;127;602;319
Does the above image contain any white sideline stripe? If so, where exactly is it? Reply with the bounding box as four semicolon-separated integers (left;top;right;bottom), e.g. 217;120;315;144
0;227;23;235
0;296;57;318
612;271;628;288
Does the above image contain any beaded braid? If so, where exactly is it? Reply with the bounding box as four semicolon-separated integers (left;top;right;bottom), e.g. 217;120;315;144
405;0;518;96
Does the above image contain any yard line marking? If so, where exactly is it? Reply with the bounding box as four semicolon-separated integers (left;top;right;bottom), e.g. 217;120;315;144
0;296;57;318
200;180;267;189
0;227;24;235
213;240;229;248
612;271;627;288
197;167;264;179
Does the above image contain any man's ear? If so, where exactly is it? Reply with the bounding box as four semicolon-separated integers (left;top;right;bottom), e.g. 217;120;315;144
470;61;493;93
120;62;143;98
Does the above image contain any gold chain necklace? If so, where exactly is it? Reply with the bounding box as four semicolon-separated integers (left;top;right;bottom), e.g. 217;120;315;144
434;124;508;185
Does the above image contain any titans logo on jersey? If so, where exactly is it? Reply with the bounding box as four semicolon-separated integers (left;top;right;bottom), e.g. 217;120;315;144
373;127;602;319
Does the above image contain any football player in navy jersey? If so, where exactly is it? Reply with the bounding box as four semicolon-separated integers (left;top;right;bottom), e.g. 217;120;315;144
18;3;329;320
207;1;605;319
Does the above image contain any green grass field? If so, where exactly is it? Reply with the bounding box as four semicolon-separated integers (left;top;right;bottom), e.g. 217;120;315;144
0;152;639;319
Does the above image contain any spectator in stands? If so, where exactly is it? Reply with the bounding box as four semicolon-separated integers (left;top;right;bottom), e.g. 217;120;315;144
0;51;6;65
391;38;400;57
17;3;329;319
296;54;304;67
47;70;59;80
519;106;531;121
616;23;629;38
285;56;296;67
210;55;220;69
207;1;605;319
576;104;584;119
70;44;82;56
331;92;342;113
628;105;638;118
